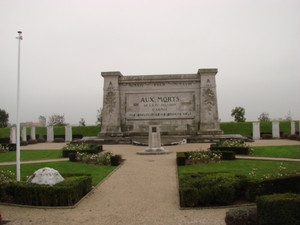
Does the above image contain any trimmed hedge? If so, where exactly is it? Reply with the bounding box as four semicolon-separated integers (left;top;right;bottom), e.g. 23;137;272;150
246;174;300;202
110;155;122;166
5;174;92;206
210;146;249;155
179;172;248;207
62;145;103;157
211;150;236;160
225;206;257;225
257;193;300;225
176;152;186;166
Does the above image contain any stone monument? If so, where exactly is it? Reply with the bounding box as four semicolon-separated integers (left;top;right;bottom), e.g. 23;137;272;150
27;167;64;186
137;124;172;155
99;69;223;138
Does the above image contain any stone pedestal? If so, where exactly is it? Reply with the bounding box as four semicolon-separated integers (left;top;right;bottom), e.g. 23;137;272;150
10;127;16;144
21;126;27;141
137;125;172;155
272;121;280;138
65;125;72;142
252;122;260;140
30;127;36;140
47;126;54;142
291;121;295;134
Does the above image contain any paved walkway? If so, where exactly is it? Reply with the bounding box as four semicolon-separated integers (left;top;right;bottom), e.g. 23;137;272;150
0;140;299;225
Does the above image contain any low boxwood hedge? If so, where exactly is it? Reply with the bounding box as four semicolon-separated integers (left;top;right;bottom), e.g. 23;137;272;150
5;174;92;206
257;193;300;225
210;146;249;155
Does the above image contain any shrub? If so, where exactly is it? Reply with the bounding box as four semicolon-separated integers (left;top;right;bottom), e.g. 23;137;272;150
281;134;289;139
288;134;297;140
225;206;257;225
297;136;300;141
20;141;28;146
69;153;77;162
61;143;102;157
28;139;38;144
187;150;221;164
176;152;186;166
76;151;114;165
37;138;45;143
257;193;300;225
54;138;64;143
0;170;15;201
211;139;254;155
179;172;248;207
110;155;122;166
262;134;272;139
0;144;10;153
211;150;235;160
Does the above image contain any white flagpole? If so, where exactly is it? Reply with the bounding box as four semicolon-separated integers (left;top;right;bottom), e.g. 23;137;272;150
16;31;22;181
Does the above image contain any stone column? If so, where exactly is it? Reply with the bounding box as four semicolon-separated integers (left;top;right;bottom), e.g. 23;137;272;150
30;126;36;140
10;127;16;144
252;122;260;140
291;121;295;134
21;126;27;141
198;69;223;135
146;124;163;151
272;121;280;138
65;125;72;142
99;71;123;137
47;126;54;142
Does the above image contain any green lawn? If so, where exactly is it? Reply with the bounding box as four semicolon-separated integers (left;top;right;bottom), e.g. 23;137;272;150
253;145;300;158
178;160;300;180
0;150;62;162
0;161;117;186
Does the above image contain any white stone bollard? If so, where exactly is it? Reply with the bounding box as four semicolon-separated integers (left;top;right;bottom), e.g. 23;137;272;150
10;127;17;144
30;126;36;140
21;126;27;141
291;121;295;134
47;126;54;142
252;122;260;140
65;125;72;142
272;121;280;138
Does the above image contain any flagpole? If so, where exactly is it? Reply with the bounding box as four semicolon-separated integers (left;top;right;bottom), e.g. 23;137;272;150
16;31;22;181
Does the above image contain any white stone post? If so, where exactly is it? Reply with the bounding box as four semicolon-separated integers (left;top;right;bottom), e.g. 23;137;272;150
30;126;36;140
21;126;27;141
47;126;54;142
10;127;17;144
272;121;280;138
146;124;164;151
291;121;295;134
252;122;260;140
65;125;72;142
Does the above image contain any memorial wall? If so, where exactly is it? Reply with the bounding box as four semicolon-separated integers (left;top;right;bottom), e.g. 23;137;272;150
99;69;223;137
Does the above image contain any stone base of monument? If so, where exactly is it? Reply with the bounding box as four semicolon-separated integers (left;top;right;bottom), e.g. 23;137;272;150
137;147;172;155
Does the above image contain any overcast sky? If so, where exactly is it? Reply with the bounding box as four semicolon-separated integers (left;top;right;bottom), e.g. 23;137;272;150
1;0;299;126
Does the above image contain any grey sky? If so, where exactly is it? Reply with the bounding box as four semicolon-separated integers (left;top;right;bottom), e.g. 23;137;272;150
1;0;299;125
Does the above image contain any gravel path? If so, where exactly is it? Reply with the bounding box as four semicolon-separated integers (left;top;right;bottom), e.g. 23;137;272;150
0;140;298;225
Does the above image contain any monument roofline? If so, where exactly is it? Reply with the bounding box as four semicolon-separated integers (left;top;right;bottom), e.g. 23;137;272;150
101;71;123;77
197;68;218;74
119;73;199;82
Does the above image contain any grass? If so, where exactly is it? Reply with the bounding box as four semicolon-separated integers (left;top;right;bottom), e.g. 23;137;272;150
0;161;117;186
178;160;300;180
253;145;300;158
0;150;62;162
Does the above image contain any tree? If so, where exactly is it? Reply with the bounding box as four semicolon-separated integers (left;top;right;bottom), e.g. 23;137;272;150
96;108;103;125
231;106;246;122
258;112;270;121
285;110;293;121
38;115;47;126
79;118;86;126
48;114;66;126
0;108;9;128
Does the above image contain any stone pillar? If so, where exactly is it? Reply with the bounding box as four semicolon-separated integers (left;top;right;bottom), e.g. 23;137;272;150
146;124;163;151
198;69;223;135
272;121;280;138
10;127;16;144
99;71;123;137
291;121;295;134
65;125;72;142
252;122;260;140
21;126;27;141
30;127;36;140
47;126;54;142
